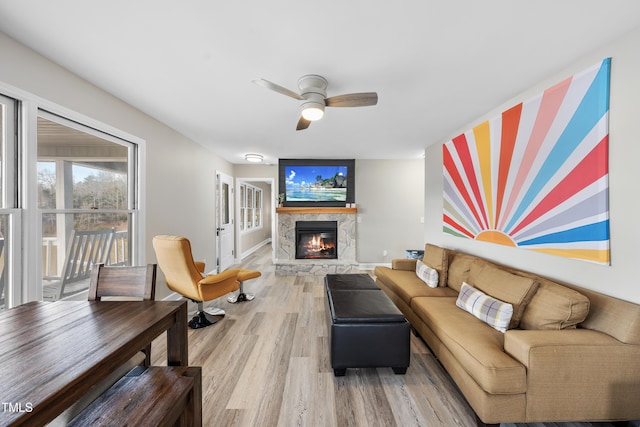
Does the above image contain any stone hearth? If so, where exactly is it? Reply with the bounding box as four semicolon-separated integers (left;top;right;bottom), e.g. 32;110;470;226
276;208;359;275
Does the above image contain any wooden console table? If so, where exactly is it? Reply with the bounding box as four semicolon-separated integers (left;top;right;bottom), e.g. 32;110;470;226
0;300;188;426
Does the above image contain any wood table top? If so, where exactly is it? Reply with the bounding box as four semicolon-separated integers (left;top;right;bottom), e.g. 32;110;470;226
0;300;188;426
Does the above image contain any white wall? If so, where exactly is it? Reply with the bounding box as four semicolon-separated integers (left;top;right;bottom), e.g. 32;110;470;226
0;32;233;299
356;159;425;263
424;27;640;304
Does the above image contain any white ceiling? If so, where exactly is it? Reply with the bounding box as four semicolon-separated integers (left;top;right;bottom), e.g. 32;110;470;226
1;1;639;165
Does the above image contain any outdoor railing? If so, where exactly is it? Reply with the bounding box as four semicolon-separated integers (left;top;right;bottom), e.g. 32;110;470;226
42;230;129;276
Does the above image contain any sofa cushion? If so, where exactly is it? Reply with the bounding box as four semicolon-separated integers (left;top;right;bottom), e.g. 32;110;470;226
519;280;590;330
416;260;438;288
456;282;513;333
411;296;527;394
374;267;457;307
573;284;640;344
467;260;538;329
446;252;476;292
390;258;418;271
422;244;448;287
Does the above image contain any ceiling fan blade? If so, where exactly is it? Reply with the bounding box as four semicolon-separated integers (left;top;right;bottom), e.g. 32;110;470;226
325;92;378;107
253;78;304;100
296;116;311;131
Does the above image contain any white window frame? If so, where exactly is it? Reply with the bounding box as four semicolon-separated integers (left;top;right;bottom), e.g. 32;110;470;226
239;182;263;233
0;80;146;307
0;94;20;308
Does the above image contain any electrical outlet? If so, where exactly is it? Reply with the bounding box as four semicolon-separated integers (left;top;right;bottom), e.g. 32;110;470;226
383;250;388;257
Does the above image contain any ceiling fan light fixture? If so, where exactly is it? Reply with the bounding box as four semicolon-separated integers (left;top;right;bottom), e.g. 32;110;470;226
253;74;377;130
245;153;263;163
301;105;324;121
300;91;325;121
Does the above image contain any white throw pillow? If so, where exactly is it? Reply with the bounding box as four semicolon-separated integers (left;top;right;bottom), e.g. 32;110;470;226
456;282;513;333
416;260;439;288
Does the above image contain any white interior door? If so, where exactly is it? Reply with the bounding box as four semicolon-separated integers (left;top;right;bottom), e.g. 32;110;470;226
216;172;234;272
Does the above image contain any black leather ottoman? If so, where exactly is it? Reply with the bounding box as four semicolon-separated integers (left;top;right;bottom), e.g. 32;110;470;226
325;274;410;376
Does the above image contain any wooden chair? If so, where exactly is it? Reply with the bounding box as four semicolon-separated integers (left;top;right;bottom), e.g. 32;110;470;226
45;228;116;300
88;263;157;366
49;263;159;426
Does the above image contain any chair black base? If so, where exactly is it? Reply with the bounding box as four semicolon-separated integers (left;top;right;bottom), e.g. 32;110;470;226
188;311;224;329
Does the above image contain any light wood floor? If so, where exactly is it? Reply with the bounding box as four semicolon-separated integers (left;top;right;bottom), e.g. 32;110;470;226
151;244;623;427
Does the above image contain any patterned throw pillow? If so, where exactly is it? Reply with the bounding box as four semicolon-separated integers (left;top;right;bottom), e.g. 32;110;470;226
416;260;439;288
456;282;514;333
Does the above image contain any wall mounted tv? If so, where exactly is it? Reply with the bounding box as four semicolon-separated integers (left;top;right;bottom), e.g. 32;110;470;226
279;159;355;207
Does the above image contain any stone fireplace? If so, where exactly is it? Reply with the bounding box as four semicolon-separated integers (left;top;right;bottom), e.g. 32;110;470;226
276;208;358;275
295;220;338;259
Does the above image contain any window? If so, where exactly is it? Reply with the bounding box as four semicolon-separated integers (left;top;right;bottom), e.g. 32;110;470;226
239;183;262;232
0;84;144;310
239;184;245;230
38;112;139;301
247;187;253;230
254;188;262;228
0;94;17;309
0;214;10;309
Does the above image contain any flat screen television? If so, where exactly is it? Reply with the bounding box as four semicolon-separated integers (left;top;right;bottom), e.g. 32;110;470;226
279;159;355;207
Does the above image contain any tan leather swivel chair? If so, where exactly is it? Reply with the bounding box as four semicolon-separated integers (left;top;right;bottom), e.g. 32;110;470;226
152;235;240;329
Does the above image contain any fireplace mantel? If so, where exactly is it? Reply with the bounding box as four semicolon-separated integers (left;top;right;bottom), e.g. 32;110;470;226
276;207;357;214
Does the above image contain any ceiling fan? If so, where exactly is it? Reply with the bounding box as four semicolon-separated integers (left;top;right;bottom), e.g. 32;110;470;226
253;74;378;130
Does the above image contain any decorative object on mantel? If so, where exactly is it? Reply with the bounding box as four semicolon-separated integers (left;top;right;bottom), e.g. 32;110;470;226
278;193;285;208
443;58;611;265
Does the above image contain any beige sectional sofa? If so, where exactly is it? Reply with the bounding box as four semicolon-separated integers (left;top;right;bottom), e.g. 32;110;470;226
373;243;640;426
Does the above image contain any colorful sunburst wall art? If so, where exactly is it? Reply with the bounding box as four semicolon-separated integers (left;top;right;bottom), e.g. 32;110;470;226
443;58;611;265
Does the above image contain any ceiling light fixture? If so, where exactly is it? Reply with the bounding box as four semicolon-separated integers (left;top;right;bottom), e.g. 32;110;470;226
301;105;324;121
245;153;264;163
300;93;325;121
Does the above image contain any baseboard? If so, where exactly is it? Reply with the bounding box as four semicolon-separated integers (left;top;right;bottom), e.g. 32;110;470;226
358;262;391;270
240;238;271;260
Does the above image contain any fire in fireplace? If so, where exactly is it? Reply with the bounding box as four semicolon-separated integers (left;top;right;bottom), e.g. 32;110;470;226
295;221;338;259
